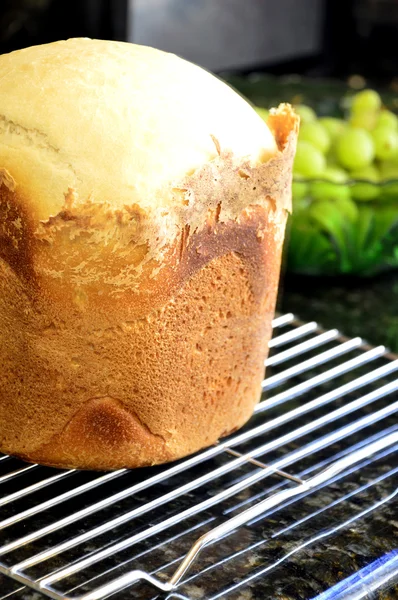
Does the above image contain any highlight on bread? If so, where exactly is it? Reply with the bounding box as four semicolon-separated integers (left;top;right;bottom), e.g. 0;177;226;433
0;38;299;470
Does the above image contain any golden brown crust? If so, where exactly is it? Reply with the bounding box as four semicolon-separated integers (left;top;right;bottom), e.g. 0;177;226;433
0;80;298;469
22;397;170;470
0;106;298;316
0;203;285;469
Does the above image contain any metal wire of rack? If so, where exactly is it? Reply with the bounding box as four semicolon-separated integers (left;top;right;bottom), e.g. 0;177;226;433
0;313;397;600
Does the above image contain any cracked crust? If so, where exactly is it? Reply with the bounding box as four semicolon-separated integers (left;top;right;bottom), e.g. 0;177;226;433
0;201;291;469
0;39;299;469
0;38;277;222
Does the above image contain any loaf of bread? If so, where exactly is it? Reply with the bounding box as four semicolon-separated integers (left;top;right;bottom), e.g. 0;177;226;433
0;39;298;470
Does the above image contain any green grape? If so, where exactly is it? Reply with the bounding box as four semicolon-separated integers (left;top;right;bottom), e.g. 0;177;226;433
378;141;398;165
350;165;380;201
349;111;377;131
351;89;381;114
319;117;346;141
299;121;331;154
292;179;309;202
294;141;326;178
294;104;317;124
335;196;359;222
335;128;375;170
390;145;398;164
311;182;350;202
351;164;380;180
379;161;398;199
310;166;350;201
322;166;349;183
325;155;340;168
372;126;398;160
377;110;398;131
255;107;269;122
380;161;398;180
292;171;309;207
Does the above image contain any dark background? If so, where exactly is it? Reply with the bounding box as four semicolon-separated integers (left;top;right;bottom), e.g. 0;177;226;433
0;0;397;84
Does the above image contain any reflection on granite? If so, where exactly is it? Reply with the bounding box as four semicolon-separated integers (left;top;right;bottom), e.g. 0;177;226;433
280;272;398;354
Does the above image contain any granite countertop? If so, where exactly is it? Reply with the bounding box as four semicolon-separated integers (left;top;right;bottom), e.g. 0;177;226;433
280;272;398;355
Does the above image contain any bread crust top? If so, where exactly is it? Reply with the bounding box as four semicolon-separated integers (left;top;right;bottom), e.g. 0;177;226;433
0;39;298;303
0;38;276;220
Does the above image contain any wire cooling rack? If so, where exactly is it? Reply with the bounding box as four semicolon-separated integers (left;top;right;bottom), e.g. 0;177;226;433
0;313;397;600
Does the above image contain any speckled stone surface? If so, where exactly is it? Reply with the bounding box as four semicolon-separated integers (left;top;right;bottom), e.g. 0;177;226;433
280;273;398;354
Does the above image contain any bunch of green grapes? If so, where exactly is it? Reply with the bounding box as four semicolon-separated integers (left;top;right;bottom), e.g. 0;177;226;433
255;92;398;275
256;90;398;209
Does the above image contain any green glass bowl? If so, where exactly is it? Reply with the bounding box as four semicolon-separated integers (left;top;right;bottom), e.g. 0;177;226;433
223;73;398;276
288;178;398;276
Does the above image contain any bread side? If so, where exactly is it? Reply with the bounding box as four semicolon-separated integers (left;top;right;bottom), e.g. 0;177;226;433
0;106;298;469
0;206;283;469
0;37;299;469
